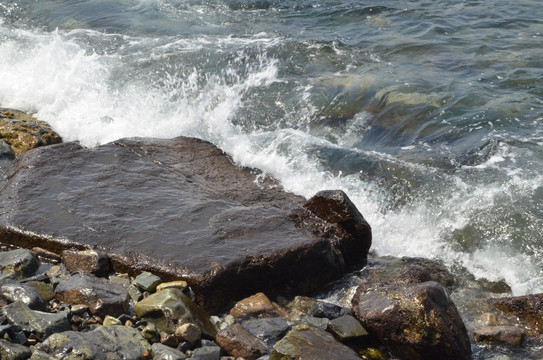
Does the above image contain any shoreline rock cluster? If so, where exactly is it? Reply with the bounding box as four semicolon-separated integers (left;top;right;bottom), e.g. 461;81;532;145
2;108;543;359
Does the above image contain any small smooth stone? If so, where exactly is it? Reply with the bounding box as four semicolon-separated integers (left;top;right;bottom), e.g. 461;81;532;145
229;293;277;318
152;342;187;360
133;272;162;292
175;323;201;344
156;281;188;293
327;315;368;341
191;345;221;360
103;315;122;326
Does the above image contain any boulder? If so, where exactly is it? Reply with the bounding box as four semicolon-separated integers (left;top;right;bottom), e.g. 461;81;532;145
2;301;69;341
134;288;217;337
0;249;39;278
35;325;151;359
352;281;471;360
473;326;525;347
490;293;543;334
216;323;268;360
61;249;110;276
0;108;62;156
269;324;361;360
54;273;129;317
0;136;371;312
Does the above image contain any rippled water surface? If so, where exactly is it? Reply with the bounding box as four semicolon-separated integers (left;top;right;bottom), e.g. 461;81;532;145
1;0;543;345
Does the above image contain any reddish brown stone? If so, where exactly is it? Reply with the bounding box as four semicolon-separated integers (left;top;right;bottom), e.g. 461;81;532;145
473;326;525;347
230;292;278;318
216;324;267;360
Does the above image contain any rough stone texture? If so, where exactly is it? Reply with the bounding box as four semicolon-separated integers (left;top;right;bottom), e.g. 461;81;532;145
190;345;221;360
229;292;279;318
24;281;55;302
473;326;526;347
175;323;201;344
216;323;268;360
241;317;291;347
490;293;543;334
285;296;349;321
2;301;69;341
134;288;217;337
61;249;111;276
356;256;457;293
54;273;129;317
134;271;163;292
0;108;62;156
0;338;32;360
0;136;371;312
352;281;471;360
0;280;47;310
327;314;368;342
152;342;187;360
157;281;188;293
36;325;152;359
0;249;39;278
269;324;360;360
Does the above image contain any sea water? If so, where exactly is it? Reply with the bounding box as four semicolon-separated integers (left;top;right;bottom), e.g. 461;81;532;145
1;0;542;306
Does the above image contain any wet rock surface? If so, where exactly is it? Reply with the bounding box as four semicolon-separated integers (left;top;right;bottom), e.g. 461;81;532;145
352;281;472;360
215;323;267;360
0;136;371;311
2;301;69;341
473;325;526;347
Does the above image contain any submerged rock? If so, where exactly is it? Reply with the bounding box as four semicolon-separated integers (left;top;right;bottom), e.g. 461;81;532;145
0;136;371;311
269;324;361;360
35;325;151;359
352;281;471;360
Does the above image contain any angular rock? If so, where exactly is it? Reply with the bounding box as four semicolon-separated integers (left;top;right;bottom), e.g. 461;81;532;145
152;342;187;360
269;324;360;360
328;314;368;342
175;323;201;344
54;273;129;317
0;338;32;360
302;189;372;268
216;323;267;360
0;136;370;312
23;281;55;302
0;249;39;278
473;326;525;347
134;271;163;292
490;293;543;334
299;316;330;330
134;288;217;337
241;317;290;347
230;292;279;318
0;280;47;310
61;249;110;276
36;325;151;359
0;139;15;160
0;108;62;156
2;301;69;341
352;281;471;360
190;345;221;360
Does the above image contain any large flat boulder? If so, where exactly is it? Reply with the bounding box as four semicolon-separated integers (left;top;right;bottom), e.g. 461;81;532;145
0;136;371;311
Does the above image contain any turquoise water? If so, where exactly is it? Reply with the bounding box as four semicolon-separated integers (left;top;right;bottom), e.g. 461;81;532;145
1;0;543;306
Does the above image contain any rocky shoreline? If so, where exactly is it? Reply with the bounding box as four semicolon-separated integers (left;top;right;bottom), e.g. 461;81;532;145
1;109;543;359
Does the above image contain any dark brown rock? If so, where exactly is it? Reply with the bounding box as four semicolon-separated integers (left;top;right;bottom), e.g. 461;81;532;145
54;273;129;317
490;293;543;334
269;324;360;360
216;323;267;360
473;325;525;346
0;136;371;312
352;281;471;360
61;249;111;276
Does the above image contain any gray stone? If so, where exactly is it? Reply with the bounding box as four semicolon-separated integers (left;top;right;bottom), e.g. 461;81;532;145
352;281;471;360
0;338;31;360
134;288;216;337
241;317;290;347
216;323;267;360
269;324;360;360
152;343;187;360
286;296;349;320
0;280;47;310
36;325;152;359
134;271;163;292
0;249;39;278
327;314;368;342
0;139;15;160
0;137;371;312
2;301;69;341
299;316;330;330
61;249;111;276
190;345;221;360
54;272;129;317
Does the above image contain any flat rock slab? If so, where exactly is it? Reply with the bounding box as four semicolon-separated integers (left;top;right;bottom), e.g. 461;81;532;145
0;136;371;311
